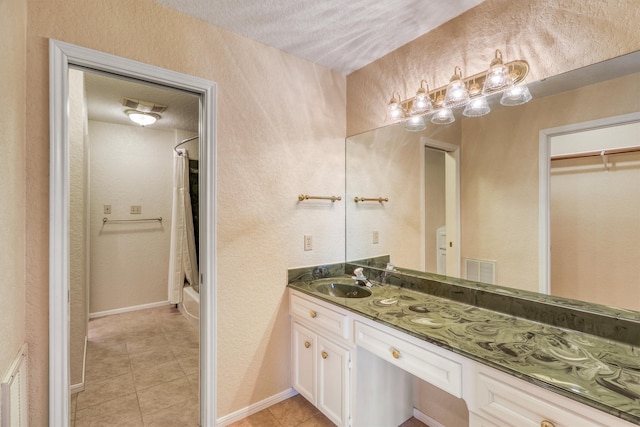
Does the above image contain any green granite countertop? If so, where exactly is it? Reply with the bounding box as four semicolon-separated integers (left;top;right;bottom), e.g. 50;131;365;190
288;276;640;425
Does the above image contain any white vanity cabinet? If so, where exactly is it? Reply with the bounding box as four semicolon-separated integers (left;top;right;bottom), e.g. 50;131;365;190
290;292;352;426
465;363;636;427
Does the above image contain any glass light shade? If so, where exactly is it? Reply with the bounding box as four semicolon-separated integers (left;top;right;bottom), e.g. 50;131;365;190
410;86;433;115
404;115;427;132
482;49;513;94
443;75;470;108
126;110;159;126
500;84;532;106
387;94;406;122
462;97;491;117
430;108;455;125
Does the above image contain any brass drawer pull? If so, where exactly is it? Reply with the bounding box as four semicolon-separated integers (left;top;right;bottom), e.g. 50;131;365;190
391;348;400;359
309;310;317;318
541;421;555;427
321;351;328;359
304;341;311;349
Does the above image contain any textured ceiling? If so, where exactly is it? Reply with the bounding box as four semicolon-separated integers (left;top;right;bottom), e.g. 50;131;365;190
153;0;486;75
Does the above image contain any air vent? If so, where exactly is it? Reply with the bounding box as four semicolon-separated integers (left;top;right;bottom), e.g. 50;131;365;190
465;258;496;284
122;98;167;113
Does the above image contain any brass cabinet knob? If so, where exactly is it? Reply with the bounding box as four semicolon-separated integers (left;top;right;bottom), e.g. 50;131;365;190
304;341;311;349
309;310;317;318
321;351;328;359
391;348;400;359
541;421;555;427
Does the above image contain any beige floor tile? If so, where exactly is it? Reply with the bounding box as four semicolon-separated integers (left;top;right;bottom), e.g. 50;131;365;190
187;372;199;398
132;360;186;391
85;354;131;383
126;334;171;354
176;354;199;376
86;342;128;364
76;371;136;409
137;377;195;416
268;394;320;427
142;399;200;426
75;392;143;427
129;346;176;372
227;408;282;427
297;411;336;427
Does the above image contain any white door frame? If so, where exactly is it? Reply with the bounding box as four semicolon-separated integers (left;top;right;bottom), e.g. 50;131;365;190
49;40;217;426
538;111;640;295
421;138;460;277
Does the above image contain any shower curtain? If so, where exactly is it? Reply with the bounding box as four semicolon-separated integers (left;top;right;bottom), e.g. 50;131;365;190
168;148;199;304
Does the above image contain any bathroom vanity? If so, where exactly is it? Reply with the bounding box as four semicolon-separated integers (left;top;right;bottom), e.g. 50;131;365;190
288;267;640;427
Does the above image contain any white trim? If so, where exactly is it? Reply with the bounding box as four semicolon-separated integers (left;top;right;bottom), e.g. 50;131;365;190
49;39;217;427
70;336;87;395
88;301;170;319
413;407;446;427
538;112;640;294
216;388;298;426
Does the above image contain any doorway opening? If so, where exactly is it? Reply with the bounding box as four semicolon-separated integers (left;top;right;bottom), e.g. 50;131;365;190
49;40;217;427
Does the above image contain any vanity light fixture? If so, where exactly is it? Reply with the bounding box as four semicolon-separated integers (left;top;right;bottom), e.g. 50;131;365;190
126;110;160;126
410;80;433;115
500;84;533;106
385;49;531;131
387;91;406;122
404;115;427;132
482;49;513;94
443;66;471;108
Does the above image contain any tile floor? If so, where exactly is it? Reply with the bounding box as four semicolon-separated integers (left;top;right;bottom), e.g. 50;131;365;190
71;305;200;427
72;305;429;427
226;393;429;427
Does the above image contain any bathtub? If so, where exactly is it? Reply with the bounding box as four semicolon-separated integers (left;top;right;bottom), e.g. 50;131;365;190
180;285;200;332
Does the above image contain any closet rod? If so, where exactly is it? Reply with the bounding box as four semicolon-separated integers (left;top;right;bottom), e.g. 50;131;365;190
174;135;199;154
551;145;640;161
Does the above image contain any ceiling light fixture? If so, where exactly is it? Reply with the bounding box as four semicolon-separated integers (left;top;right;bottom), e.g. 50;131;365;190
126;110;160;126
386;49;531;131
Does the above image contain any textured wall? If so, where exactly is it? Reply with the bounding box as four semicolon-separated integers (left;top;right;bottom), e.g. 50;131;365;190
88;121;174;314
0;0;26;382
69;69;88;387
25;0;346;424
347;0;640;136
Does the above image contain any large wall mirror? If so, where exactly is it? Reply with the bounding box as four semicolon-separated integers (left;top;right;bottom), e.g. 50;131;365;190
346;50;640;314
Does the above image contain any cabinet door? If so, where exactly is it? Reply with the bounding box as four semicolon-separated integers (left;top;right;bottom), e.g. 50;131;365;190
292;322;316;403
317;336;350;427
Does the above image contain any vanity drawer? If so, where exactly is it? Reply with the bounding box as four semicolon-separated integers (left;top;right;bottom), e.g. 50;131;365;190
468;364;635;427
355;321;462;397
289;292;350;340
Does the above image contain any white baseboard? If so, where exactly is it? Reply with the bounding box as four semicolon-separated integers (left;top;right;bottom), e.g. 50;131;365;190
216;388;298;426
414;408;446;427
71;336;87;395
89;300;170;318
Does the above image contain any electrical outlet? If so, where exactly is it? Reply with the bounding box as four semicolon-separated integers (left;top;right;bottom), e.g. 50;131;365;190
104;204;112;214
373;230;379;244
130;205;142;214
304;235;312;251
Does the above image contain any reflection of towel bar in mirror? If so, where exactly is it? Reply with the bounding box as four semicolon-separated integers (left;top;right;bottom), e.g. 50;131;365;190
354;197;389;203
298;194;342;202
103;217;163;223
